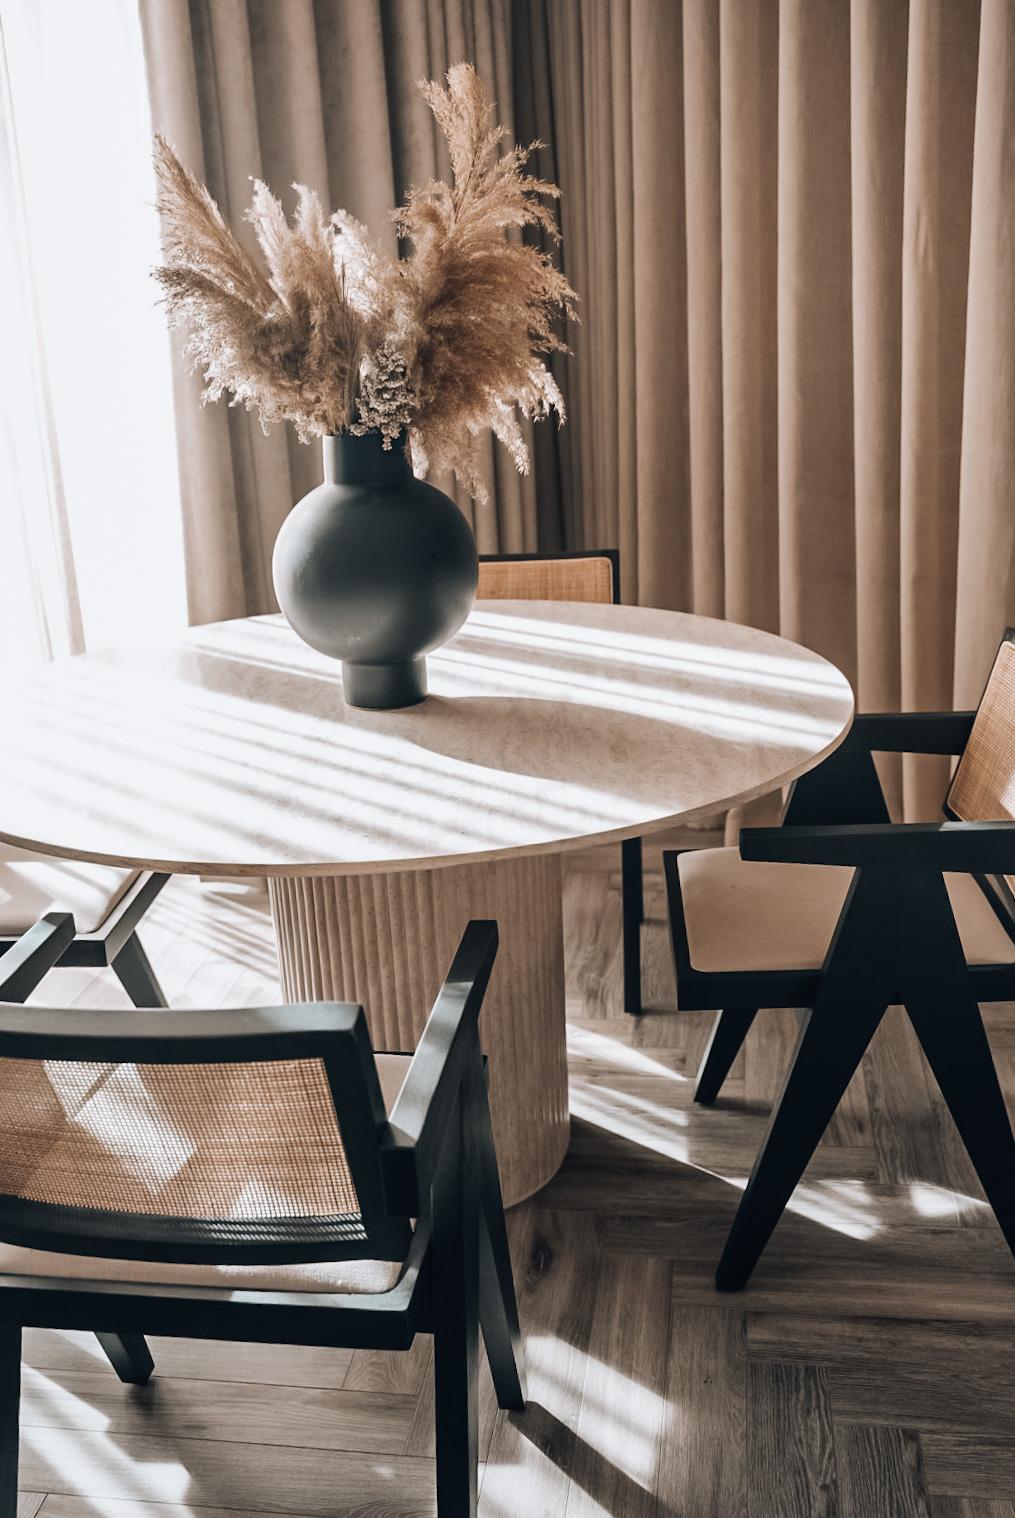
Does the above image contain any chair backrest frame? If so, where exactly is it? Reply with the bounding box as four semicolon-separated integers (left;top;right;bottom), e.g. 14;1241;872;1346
0;1001;412;1267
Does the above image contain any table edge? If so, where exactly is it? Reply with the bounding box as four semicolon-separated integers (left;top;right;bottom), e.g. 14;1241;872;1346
0;696;855;878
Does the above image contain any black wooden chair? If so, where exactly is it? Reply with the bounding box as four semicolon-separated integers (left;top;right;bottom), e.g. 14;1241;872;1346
664;629;1015;1290
0;912;524;1518
0;843;168;1005
477;548;645;1014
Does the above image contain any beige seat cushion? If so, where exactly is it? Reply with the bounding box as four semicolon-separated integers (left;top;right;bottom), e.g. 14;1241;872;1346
0;1053;412;1296
678;847;1015;973
0;843;138;935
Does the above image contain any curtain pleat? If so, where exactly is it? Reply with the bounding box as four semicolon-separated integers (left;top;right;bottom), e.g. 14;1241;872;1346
777;0;856;684
631;0;690;611
142;0;1015;805
899;0;980;813
849;0;907;709
140;0;249;626
718;0;779;634
682;0;724;620
849;0;908;815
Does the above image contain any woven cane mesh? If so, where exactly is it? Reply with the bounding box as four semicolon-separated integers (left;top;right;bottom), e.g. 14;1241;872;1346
947;639;1015;894
477;555;614;605
0;1055;359;1221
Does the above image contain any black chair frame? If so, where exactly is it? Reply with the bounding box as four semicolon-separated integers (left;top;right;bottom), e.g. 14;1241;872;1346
665;704;1015;1291
0;868;170;1007
0;914;525;1518
478;547;645;1015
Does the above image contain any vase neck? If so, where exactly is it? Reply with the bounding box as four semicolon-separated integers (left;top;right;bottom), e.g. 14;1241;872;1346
322;431;411;485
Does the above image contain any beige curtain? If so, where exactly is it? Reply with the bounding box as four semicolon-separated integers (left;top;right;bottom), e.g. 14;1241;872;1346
142;0;1015;820
519;0;1015;819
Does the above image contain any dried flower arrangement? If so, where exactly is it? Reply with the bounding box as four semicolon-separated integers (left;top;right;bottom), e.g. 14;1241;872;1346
153;63;576;502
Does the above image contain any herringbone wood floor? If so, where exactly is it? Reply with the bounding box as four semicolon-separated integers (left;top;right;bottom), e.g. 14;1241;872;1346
20;835;1015;1516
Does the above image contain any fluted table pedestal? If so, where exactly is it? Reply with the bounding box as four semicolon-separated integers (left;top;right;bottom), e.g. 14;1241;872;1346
269;853;568;1206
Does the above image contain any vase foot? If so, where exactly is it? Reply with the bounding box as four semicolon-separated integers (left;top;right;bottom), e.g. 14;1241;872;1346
341;656;427;709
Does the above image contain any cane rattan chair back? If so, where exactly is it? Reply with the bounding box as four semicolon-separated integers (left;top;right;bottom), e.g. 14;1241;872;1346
946;629;1015;901
477;550;619;605
0;1004;410;1266
946;632;1015;824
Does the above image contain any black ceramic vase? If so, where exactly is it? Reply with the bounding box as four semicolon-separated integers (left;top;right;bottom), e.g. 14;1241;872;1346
272;430;478;709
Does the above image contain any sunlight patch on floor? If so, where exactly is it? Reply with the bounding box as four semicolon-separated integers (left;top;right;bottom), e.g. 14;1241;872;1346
566;1023;688;1081
909;1181;990;1220
23;1366;113;1432
23;1422;192;1502
566;1347;667;1488
569;1083;691;1159
572;1088;889;1241
721;1176;881;1241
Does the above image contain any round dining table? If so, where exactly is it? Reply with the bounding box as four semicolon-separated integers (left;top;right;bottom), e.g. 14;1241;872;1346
0;601;854;1204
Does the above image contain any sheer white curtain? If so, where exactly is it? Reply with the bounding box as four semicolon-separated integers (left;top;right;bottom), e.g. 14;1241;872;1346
0;0;185;674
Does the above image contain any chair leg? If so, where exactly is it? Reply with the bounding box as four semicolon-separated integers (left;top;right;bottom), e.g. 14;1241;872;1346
900;874;1015;1257
715;993;887;1290
432;1102;479;1517
471;1063;526;1410
621;836;643;1015
694;1008;757;1104
95;1331;154;1386
111;932;168;1008
0;1328;20;1518
715;870;897;1291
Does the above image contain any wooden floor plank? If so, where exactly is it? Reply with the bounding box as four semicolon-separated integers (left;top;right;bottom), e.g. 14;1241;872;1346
929;1502;1015;1518
24;1331;353;1391
36;1500;336;1518
343;1335;432;1396
655;1307;747;1518
479;1209;598;1518
21;1367;414;1454
921;1434;1015;1503
834;1424;931;1518
747;1361;838;1517
748;1313;1015;1455
21;1430;446;1516
563;1252;672;1518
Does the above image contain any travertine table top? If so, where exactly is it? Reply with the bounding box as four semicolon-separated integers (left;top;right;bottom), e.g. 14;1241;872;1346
0;603;854;876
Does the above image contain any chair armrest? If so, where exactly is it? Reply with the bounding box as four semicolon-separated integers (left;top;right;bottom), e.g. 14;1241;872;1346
382;919;498;1212
849;711;976;754
0;914;75;1003
741;821;1015;872
782;710;977;829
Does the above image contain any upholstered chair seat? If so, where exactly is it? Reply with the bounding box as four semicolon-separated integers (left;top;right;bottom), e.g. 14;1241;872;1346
677;847;1015;974
0;843;139;935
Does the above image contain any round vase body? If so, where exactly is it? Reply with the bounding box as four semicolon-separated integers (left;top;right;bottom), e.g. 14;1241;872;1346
272;431;478;709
